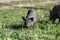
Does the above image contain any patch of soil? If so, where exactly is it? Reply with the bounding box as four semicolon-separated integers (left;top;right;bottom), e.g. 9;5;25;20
0;0;19;3
0;0;60;10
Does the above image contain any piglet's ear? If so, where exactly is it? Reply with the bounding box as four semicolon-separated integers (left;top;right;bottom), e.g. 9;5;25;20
22;16;26;21
30;17;34;21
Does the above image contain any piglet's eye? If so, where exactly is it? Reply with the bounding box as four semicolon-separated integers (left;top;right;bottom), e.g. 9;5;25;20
29;17;34;21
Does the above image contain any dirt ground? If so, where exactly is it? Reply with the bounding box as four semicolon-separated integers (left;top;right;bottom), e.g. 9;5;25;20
0;0;60;10
0;0;19;2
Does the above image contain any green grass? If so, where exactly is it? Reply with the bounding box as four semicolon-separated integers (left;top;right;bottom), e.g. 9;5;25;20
0;1;21;6
0;6;60;40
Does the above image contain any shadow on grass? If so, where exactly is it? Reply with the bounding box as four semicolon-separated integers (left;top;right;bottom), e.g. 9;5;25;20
10;24;29;29
3;24;26;30
10;24;23;30
37;20;48;24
